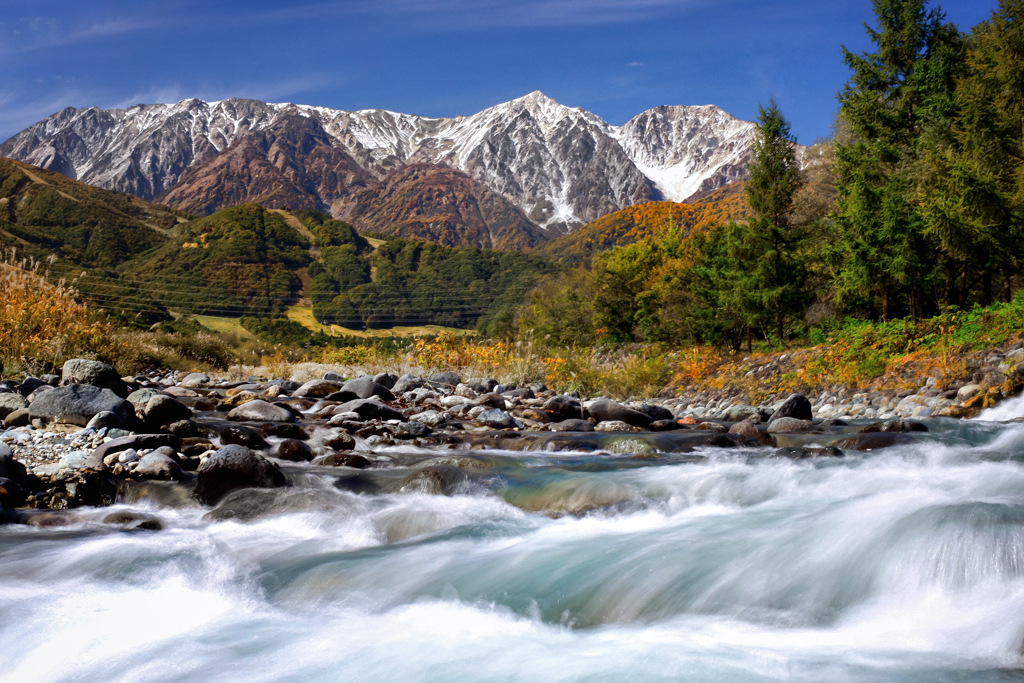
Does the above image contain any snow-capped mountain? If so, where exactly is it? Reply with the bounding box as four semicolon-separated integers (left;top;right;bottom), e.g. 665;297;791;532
0;92;761;236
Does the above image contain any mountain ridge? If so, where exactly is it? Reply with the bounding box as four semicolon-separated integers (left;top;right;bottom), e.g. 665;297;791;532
1;93;766;241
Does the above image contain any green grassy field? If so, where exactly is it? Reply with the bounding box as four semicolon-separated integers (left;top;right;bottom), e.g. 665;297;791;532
284;304;472;338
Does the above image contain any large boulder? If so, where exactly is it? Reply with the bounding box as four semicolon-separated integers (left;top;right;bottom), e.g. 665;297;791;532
28;384;135;428
227;400;295;423
141;394;192;428
193;445;287;506
342;377;395;401
587;399;652;428
61;359;129;398
769;394;813;422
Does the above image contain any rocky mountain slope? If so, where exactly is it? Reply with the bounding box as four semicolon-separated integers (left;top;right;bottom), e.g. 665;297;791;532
1;93;764;242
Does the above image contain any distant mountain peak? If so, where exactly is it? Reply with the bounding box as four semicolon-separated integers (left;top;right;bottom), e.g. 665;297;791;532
0;93;770;239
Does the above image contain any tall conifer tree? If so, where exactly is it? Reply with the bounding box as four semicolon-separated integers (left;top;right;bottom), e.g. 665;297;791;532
736;99;805;342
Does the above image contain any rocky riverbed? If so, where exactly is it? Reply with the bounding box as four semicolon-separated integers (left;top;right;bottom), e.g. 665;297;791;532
1;355;1020;516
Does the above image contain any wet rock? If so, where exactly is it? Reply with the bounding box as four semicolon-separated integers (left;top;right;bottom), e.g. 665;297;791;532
832;432;919;451
61;359;129;398
392;421;432;438
218;425;270;451
28;384;136;428
547;419;594;432
475;393;509;410
767;417;816;434
336;398;403;422
204;488;337;522
772;446;844;459
227;400;295;423
263;421;307;440
649;419;686;431
502;387;535;400
729;420;774;446
587;399;652;428
134;452;185;481
324;390;360;403
324;430;356;451
396;465;469;495
102;510;163;531
165;419;207;438
313;453;371;468
193;444;287;506
861;419;929;434
605;437;658;456
769;394;813;422
274;439;315;462
93;434;182;462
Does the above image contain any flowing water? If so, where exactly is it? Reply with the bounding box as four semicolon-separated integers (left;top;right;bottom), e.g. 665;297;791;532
6;408;1024;681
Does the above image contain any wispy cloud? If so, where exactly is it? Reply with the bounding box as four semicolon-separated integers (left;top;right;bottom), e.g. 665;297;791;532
253;0;696;28
0;9;184;56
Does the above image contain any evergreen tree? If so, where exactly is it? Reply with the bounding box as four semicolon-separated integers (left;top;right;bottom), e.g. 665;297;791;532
834;0;957;320
735;99;806;342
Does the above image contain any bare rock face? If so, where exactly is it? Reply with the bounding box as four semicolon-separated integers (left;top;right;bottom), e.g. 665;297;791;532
1;92;787;244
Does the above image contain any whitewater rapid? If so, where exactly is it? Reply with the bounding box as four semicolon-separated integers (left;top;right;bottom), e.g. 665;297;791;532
4;421;1024;681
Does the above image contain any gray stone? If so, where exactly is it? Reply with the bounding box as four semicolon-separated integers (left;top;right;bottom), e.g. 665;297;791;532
142;394;193;427
542;395;583;421
342;377;395;401
193;445;287;506
410;410;446;427
227;400;295;423
769;394;813;422
61;359;129;397
721;404;761;422
767;417;815;434
391;375;424;394
729;420;774;446
93;434;182;462
373;373;398;389
428;371;462;389
292;379;346;398
179;372;211;388
0;393;28;420
547;419;594;432
28;384;135;428
134;452;185;480
476;409;518;430
587;399;652;428
335;398;403;422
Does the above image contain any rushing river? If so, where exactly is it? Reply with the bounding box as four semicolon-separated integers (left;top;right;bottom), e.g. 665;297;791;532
5;404;1024;682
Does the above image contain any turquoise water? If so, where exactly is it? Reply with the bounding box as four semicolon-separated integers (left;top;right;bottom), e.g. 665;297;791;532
4;417;1024;681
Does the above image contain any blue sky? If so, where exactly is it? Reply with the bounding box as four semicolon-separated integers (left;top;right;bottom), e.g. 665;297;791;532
0;0;996;144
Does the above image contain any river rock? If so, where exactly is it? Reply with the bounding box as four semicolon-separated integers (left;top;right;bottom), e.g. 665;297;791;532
218;425;270;451
336;399;403;422
769;394;813;422
0;393;28;420
373;373;398;389
292;380;346;398
396;465;468;495
475;394;508;410
179;372;211;388
61;359;129;398
342;377;395;401
720;404;762;422
3;408;30;427
227;400;295;423
587;399;652;428
410;410;447;427
28;384;136;428
476;409;519;430
861;419;929;433
594;420;641;432
314;453;371;468
134;452;185;481
428;372;462;390
729;420;774;446
204;488;336;522
193;445;287;505
634;404;674;422
832;432;919;451
141;394;192;427
93;434;182;462
544;417;593;432
274;439;314;462
391;375;424;394
542;395;583;421
767;417;816;434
